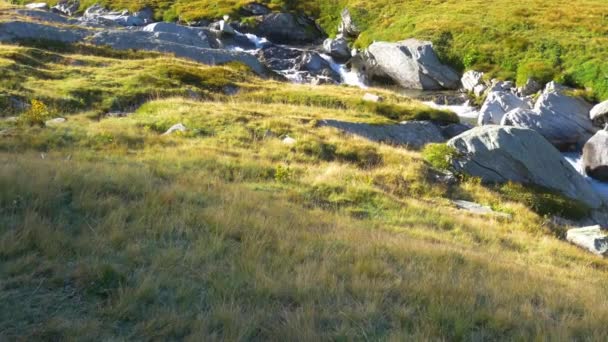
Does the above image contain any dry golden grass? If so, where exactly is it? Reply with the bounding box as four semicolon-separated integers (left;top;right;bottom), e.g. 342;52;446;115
1;43;608;339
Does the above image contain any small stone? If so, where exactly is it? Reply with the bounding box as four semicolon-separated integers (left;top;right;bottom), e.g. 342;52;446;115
45;117;66;125
566;225;608;256
362;93;382;103
282;136;297;145
26;3;49;10
452;200;511;218
163;123;187;135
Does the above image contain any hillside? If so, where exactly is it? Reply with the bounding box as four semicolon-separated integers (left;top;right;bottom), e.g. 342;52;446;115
17;0;608;99
3;1;608;340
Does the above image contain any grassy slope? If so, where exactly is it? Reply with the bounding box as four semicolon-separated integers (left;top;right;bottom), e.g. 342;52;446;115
2;39;608;339
20;0;608;100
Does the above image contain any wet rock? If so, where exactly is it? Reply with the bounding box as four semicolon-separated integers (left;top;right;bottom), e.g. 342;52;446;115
323;36;350;62
319;119;445;149
80;4;146;27
448;125;601;208
256;45;339;83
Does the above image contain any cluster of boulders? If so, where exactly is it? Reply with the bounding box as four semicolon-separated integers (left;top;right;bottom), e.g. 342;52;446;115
460;68;608;188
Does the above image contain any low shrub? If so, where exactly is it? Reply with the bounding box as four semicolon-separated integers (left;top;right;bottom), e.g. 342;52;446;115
422;143;459;171
20;99;50;127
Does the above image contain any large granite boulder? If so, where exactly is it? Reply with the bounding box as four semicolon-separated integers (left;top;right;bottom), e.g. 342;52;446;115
90;30;270;76
364;39;460;90
590;100;608;127
501;82;596;149
338;8;360;38
478;90;530;125
583;129;608;182
448;126;601;208
319;120;445;149
250;13;326;45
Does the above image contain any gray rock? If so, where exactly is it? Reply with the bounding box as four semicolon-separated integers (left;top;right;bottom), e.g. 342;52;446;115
461;70;484;92
142;22;212;48
473;84;487;97
566;225;608;256
251;13;326;45
51;0;79;16
338;8;359;38
365;39;460;90
448;126;601;208
590;100;608;127
583;129;608;182
0;20;89;43
501;82;596;149
320;119;445;149
518;78;542;96
25;3;49;10
241;3;271;16
489;79;515;92
90;30;270;76
134;6;154;24
323;37;350;62
362;93;383;103
45;117;66;125
256;45;339;83
441;123;472;139
14;9;77;24
282;136;296;145
478;91;530;125
80;4;145;27
453;200;511;218
163;123;187;135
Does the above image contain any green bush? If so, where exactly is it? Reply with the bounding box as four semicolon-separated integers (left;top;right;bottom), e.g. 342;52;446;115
20;99;50;127
422;143;458;171
516;60;556;87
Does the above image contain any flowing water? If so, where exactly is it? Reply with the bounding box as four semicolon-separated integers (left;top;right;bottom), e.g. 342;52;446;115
235;30;608;198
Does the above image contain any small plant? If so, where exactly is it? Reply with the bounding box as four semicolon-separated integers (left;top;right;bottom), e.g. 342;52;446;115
20;99;50;127
274;164;294;183
422;143;459;171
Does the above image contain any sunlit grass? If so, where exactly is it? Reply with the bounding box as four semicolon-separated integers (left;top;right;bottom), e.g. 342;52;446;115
2;42;608;339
